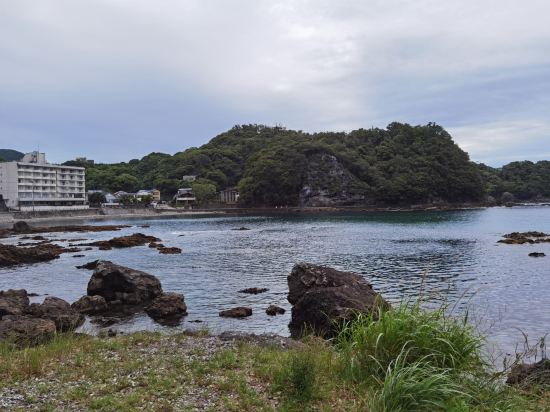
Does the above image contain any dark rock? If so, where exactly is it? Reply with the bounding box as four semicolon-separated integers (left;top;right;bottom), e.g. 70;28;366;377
145;292;187;323
219;307;252;318
189;319;203;323
0;243;66;267
72;254;85;258
78;233;161;250
232;227;250;231
239;287;269;294
507;359;550;387
266;305;285;316
87;260;163;305
149;242;164;248
28;296;84;332
0;289;29;318
158;247;181;255
498;231;550;245
140;225;151;228
76;260;100;270
12;221;31;233
158;247;181;254
28;293;40;297
528;252;546;257
0;315;56;345
107;328;117;337
71;295;109;315
287;263;389;339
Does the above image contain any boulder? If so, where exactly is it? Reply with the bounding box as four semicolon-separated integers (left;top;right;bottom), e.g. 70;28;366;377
219;307;253;318
87;260;163;305
28;297;84;332
287;263;389;338
145;292;187;323
71;295;109;315
507;359;550;387
0;315;56;345
0;289;29;318
266;305;285;316
239;287;269;294
12;221;31;233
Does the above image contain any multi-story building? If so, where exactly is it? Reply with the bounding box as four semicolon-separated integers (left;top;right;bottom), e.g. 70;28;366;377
0;151;88;211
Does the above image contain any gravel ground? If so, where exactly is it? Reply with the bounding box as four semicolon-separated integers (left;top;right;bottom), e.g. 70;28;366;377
0;331;291;411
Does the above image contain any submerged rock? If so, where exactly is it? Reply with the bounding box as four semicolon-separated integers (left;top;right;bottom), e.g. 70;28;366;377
266;305;285;316
498;231;550;245
145;292;187;323
287;263;389;339
239;287;269;294
219;307;253;318
158;247;182;254
528;252;546;257
76;260;100;270
28;297;84;332
87;260;163;305
0;243;67;267
77;233;161;250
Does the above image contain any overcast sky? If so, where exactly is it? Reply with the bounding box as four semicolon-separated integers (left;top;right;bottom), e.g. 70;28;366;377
1;0;549;166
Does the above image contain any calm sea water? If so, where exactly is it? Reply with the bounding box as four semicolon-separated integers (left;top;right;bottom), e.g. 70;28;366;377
1;207;549;356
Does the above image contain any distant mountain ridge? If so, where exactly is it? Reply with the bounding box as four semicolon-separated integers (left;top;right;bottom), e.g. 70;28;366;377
0;149;24;162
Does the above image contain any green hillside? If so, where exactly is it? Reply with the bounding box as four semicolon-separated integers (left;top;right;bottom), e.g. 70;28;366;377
0;149;24;162
66;122;490;206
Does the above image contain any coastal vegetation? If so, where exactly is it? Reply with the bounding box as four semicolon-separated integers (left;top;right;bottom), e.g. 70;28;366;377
58;123;550;207
0;303;548;411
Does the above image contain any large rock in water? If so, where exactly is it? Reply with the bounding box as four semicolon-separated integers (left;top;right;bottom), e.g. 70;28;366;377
28;296;84;332
0;315;56;345
71;295;109;315
0;289;30;318
87;260;162;305
287;263;389;338
145;292;187;323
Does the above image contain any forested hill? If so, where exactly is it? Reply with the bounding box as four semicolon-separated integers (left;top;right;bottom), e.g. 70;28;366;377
0;149;24;162
64;123;548;206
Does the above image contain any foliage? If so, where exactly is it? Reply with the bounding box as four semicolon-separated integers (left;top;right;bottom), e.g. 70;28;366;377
87;192;106;206
72;123;490;206
479;161;550;201
0;149;24;162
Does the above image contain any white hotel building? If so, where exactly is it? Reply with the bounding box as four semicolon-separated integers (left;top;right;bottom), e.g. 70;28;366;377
0;152;88;211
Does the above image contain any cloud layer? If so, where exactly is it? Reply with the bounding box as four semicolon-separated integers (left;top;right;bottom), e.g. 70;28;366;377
1;0;549;165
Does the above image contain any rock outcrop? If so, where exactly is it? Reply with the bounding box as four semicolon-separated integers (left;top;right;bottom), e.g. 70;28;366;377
287;263;389;338
0;243;67;267
158;247;182;254
145;292;187;323
0;289;30;317
498;232;550;245
528;252;546;257
87;261;162;305
0;222;129;238
0;315;56;345
27;297;84;332
219;307;253;318
299;152;369;207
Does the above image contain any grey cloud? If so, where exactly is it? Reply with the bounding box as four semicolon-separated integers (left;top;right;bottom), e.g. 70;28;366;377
0;0;549;165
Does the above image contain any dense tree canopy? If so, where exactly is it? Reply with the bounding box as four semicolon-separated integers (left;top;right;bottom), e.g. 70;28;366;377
60;123;548;206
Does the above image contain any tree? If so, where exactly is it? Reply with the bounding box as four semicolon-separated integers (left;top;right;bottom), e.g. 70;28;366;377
88;192;106;206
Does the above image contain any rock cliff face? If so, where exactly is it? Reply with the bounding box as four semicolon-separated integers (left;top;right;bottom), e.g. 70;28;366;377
299;152;368;207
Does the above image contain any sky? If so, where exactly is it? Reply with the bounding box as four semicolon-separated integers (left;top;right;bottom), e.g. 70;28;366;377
1;0;549;166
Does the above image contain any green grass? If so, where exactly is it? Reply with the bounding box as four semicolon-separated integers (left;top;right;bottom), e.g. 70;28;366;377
1;304;549;411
